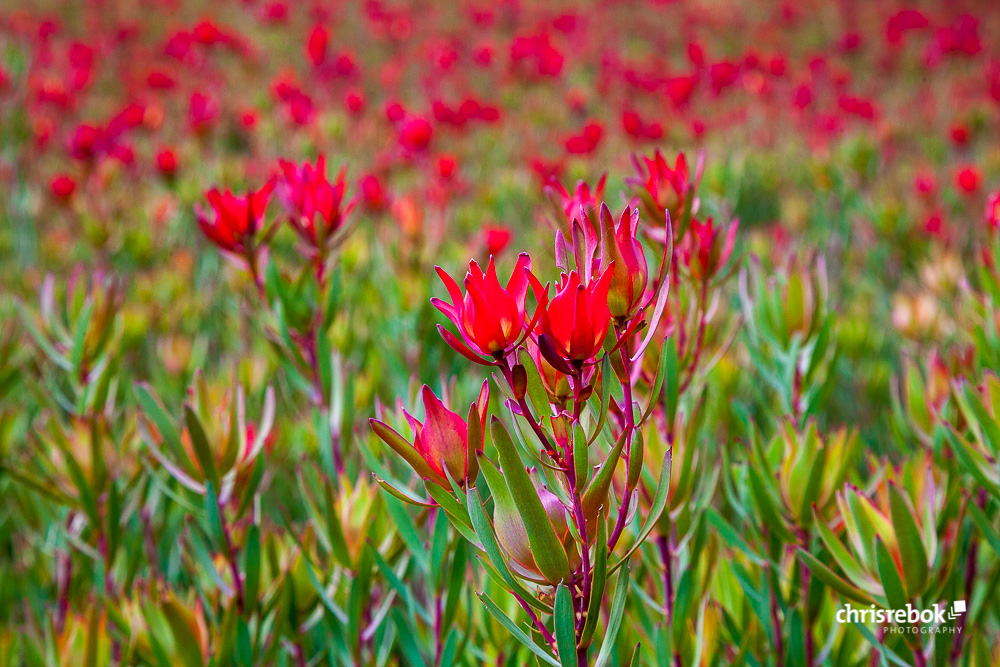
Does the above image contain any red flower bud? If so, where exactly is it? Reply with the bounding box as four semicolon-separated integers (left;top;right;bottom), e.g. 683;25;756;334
482;224;512;256
955;165;981;194
433;253;546;359
50;174;76;202
680;216;738;281
371;382;489;487
598;204;648;319
541;267;613;363
276;155;356;250
196;180;274;254
401;384;489;485
634;149;692;220
156;148;179;179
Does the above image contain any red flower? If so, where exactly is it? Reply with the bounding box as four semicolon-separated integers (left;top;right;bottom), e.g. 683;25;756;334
50;174;76;202
483;225;512;256
955;166;981;194
306;25;328;66
344;89;365;115
398;117;433;152
196;181;274;254
680;216;738;281
541;268;613;363
986;191;1000;233
632;149;693;222
599;205;648;319
546;174;606;228
438;154;458;180
359;173;388;211
276;155;356;250
409;384;488;483
432;254;545;360
156;148;179;179
565;121;603;154
371;382;489;487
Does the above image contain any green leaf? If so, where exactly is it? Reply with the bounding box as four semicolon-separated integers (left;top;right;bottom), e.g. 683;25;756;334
640;338;671;426
382;494;429;571
593;566;631;667
491;418;570;583
477;592;560;667
243;524;260;612
554;585;577;667
874;537;907;609
135;383;186;465
392;608;428;667
888;484;928;597
609;448;672;574
747;465;795;543
967;501;1000;557
573;423;589;490
184;404;219;492
466;482;552;614
581;513;608;645
202;482;225;551
812;509;882;597
705;509;766;565
581;430;626;520
662;337;679;429
796;550;876;606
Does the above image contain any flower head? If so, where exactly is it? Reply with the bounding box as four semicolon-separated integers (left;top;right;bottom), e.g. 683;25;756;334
432;254;546;361
633;149;693;221
540;267;612;363
276;155;356;250
370;382;489;487
598;204;648;319
196;180;274;254
679;216;738;281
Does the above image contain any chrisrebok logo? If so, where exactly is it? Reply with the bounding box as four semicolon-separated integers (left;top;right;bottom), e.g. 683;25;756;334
836;600;966;635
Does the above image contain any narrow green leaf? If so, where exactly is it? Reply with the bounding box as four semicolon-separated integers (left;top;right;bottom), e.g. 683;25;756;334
875;537;907;609
581;513;608;645
491;418;570;583
888;484;928;597
243;524;260;612
594;566;631;667
609;448;672;574
477;592;560;667
588;356;613;445
184;405;219;492
797;550;877;606
554;585;577;667
967;501;1000;557
466;483;552;614
519;347;552;420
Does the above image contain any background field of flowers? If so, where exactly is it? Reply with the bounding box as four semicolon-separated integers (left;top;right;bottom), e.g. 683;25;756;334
1;0;1000;665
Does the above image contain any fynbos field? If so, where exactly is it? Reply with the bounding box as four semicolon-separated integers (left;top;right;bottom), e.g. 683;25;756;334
1;1;999;665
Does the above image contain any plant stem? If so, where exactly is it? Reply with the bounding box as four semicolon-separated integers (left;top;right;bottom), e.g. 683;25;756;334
798;527;814;667
608;328;636;550
218;501;245;614
769;562;784;667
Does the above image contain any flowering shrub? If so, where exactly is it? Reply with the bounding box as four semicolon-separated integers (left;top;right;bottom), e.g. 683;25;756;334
2;1;1000;666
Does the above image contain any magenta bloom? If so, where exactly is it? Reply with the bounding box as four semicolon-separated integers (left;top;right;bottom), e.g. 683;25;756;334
196;181;275;254
276;155;356;250
432;254;546;362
